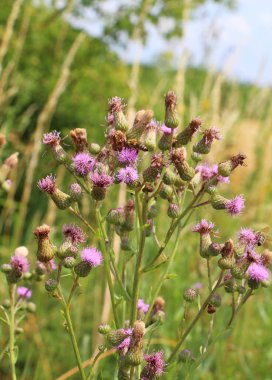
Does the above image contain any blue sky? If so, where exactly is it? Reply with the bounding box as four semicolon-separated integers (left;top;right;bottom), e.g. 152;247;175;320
70;0;272;86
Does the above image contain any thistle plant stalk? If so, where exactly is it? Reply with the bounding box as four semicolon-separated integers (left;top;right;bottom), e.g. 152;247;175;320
8;284;17;380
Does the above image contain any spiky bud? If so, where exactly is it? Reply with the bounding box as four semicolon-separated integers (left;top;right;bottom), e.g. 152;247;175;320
139;121;157;151
51;189;72;210
179;349;192;363
89;143;101;155
74;261;91;277
211;194;228;210
45;278;58;292
123;321;145;367
191;151;202;162
159;184;173;200
107;329;128;347
123;200;135;231
98;324;111;335
33;225;55;263
176;117;201;146
183;288;197;302
164;91;179;129
126;109;154;140
163;168;178;185
208;243;223;257
63;256;77;268
147;204;158;218
91;186;106;201
70;128;88;152
69;183;83;202
167;203;180;219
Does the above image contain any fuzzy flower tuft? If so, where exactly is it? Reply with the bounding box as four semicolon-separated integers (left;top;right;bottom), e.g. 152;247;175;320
192;219;215;235
137;299;149;314
43;131;61;146
38;174;56;194
203;127;222;144
62;224;86;245
195;163;218;181
238;228;258;246
10;255;29;273
17;287;32;299
72;152;95;176
81;247;103;267
117;148;138;165
116;166;139;184
90;171;113;188
225;195;245;216
142;351;165;379
247;263;270;283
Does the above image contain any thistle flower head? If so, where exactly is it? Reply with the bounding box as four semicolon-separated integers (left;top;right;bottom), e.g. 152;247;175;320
108;96;124;113
10;254;29;273
137;299;149;314
165;91;177;108
70;183;82;194
72;152;95;176
62;224;86;245
225;195;245;216
43;131;61;147
150;153;164;168
242;247;263;264
90;171;113;188
203;127;222;144
117;148;138;165
33;224;50;238
161;124;176;135
17;286;32;299
38;174;56;194
195;163;218;181
116;166;139;184
142;351;165;379
81;247;103;267
193;219;215;235
238;228;258;246
247;263;270;282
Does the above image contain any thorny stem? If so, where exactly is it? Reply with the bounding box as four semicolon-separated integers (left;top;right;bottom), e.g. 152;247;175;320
8;284;17;380
94;204;120;327
130;191;148;326
168;270;225;363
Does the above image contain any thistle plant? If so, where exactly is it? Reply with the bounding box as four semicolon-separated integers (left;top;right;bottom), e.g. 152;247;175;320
6;91;270;379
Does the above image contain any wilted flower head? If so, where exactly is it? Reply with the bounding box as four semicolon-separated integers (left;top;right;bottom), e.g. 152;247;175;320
247;263;270;282
116;166;139;184
193;219;215;235
238;228;258;246
141;351;165;379
62;224;86;245
203;127;222;144
117;148;138;165
43;131;61;147
90;171;113;188
38;175;56;194
10;254;29;273
225;195;245;216
108;96;124;113
81;247;103;267
137;299;149;314
17;286;32;299
72;152;95;176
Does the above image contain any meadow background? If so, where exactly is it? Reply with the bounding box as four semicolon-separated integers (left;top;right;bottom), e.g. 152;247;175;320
1;0;272;379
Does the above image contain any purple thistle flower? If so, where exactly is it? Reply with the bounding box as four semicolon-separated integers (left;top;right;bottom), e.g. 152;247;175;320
43;131;61;147
38;174;56;194
142;351;165;379
107;113;115;125
137;299;149;314
247;263;270;282
81;247;103;267
90;171;113;188
117;336;131;351
117;148;138;165
17;286;32;299
238;228;258;246
192;219;215;235
195;163;218;181
10;255;29;273
161;124;177;135
108;96;124;113
72;152;95;176
62;224;86;245
116;167;139;184
203;127;222;144
225;195;245;216
217;175;230;183
242;247;263;264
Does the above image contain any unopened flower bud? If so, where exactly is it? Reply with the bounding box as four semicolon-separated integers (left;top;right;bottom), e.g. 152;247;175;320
147;203;158;218
70;128;88;152
107;329;129;347
210;292;221;308
191;151;202;162
33;225;55;263
126;109;154;140
139;120;157;151
218;153;246;177
176;117;201;146
89;142;101;155
179;349;192;363
63;256;77;268
183;288;197;302
98;324;111;335
164;91;179;129
163;168;178;185
1;264;12;273
69;183;83;202
45;278;58;292
159;184;173;200
26;302;36;313
167;203;179;219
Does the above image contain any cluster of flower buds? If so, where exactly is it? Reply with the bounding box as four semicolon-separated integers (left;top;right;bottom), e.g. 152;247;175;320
193;220;271;294
0;133;19;192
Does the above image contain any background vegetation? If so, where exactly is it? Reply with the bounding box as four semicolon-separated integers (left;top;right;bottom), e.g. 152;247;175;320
0;1;272;379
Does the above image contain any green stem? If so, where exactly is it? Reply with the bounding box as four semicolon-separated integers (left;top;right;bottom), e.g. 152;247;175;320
95;204;120;327
227;288;253;327
8;285;17;380
67;275;79;308
130;192;148;326
58;287;86;380
167;270;225;363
